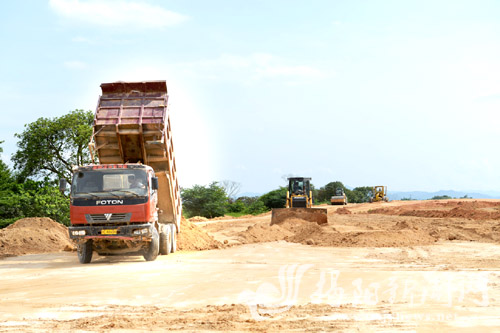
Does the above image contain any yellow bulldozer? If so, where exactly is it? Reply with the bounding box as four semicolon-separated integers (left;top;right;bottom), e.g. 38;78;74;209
271;177;328;225
370;185;389;202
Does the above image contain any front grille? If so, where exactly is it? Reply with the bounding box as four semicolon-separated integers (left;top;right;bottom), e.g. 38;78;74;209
85;213;132;223
291;197;307;208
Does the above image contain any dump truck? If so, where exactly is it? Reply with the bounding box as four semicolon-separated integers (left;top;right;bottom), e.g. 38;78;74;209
370;185;389;202
271;177;328;225
61;81;182;263
330;188;348;205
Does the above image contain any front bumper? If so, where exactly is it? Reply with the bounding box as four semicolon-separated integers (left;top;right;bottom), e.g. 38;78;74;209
68;223;154;241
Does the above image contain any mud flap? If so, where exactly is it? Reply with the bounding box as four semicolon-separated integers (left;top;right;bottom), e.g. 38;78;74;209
271;208;328;226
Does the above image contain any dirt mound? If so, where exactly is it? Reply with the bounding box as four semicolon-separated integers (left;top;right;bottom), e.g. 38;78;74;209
237;219;436;247
238;223;294;243
188;216;208;222
336;207;352;214
0;218;75;258
368;200;500;220
178;218;222;251
401;207;500;220
271;208;327;225
0;217;222;258
393;220;411;230
202;200;500;248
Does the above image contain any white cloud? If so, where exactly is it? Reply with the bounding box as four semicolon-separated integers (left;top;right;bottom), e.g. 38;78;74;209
63;60;88;69
49;0;188;28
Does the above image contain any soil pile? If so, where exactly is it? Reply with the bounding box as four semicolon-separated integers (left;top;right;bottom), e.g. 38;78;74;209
188;216;208;222
0;217;222;258
368;200;500;220
336;207;352;214
237;218;436;247
178;218;222;251
0;218;75;258
271;208;327;225
237;220;295;243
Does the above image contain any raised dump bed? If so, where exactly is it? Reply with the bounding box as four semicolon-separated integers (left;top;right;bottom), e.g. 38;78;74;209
89;80;181;226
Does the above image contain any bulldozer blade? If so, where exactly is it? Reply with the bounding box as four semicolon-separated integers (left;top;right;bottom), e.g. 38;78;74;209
271;208;328;226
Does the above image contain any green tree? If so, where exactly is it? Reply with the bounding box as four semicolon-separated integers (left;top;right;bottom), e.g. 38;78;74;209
0;141;70;228
346;186;373;203
227;200;246;213
246;200;268;215
0;141;14;191
317;181;347;202
235;196;260;207
181;182;228;218
13;109;93;182
0;179;70;227
259;187;287;209
431;195;453;200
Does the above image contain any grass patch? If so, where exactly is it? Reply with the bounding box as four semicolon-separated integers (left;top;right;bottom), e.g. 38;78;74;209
225;212;249;218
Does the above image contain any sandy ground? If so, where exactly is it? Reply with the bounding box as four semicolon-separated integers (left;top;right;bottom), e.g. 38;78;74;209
1;199;500;331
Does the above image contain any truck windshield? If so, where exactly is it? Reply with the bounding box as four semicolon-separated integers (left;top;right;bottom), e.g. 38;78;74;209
72;169;148;198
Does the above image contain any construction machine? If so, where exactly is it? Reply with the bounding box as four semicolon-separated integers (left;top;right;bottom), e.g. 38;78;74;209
370;185;389;202
330;188;348;205
270;177;328;225
61;81;182;263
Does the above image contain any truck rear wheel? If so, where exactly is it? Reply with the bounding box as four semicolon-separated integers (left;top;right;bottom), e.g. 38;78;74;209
159;225;171;255
170;224;177;253
144;227;160;261
77;240;93;264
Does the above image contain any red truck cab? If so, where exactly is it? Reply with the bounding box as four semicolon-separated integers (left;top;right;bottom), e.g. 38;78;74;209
67;164;164;263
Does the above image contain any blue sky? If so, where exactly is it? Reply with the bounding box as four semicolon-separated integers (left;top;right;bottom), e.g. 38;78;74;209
0;0;499;194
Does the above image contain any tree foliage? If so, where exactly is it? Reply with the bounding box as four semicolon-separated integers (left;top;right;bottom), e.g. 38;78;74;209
316;181;373;204
0;141;69;228
13;109;93;182
226;196;268;216
227;196;268;215
0;141;12;192
316;181;347;202
346;186;373;203
181;182;229;218
246;200;267;215
0;180;70;228
431;195;453;200
259;187;287;209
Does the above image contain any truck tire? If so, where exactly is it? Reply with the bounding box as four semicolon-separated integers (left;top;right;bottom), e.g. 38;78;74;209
159;225;171;255
170;224;177;253
77;240;93;264
144;227;160;261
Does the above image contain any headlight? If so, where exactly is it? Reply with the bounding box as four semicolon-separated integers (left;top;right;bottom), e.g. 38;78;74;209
71;230;86;236
133;228;148;235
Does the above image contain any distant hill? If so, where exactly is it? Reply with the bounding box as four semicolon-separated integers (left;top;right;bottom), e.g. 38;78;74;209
237;192;263;198
387;190;500;200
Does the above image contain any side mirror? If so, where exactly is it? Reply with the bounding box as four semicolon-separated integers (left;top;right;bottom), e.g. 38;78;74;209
151;177;159;190
59;178;68;193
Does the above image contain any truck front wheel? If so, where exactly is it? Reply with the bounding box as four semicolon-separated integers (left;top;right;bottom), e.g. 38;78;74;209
144;227;160;261
77;240;93;264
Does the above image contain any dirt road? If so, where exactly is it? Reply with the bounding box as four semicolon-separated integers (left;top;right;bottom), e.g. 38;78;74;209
1;200;500;331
